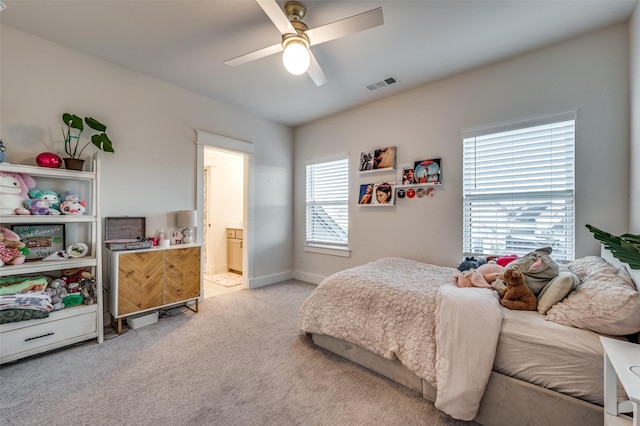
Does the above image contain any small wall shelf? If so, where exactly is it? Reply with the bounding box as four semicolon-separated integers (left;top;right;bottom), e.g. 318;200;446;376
394;183;442;189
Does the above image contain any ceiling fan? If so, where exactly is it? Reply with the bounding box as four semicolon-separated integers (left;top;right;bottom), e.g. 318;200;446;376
224;0;384;86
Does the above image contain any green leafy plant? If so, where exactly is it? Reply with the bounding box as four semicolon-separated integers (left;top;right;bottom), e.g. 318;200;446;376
62;113;115;159
586;224;640;269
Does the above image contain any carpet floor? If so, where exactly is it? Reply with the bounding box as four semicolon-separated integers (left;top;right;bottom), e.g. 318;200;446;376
0;280;474;426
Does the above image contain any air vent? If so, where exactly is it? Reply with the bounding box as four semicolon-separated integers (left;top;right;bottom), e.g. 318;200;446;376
365;76;399;91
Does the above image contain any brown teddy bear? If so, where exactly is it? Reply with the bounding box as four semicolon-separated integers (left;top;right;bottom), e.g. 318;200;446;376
498;267;538;311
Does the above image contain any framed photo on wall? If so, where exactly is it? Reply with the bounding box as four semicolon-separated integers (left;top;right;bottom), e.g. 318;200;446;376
358;183;374;204
398;162;416;185
12;224;66;260
373;182;395;205
359;146;396;172
413;158;441;184
359;182;395;206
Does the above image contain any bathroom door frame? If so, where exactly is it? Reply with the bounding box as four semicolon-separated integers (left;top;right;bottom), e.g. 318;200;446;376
195;130;253;289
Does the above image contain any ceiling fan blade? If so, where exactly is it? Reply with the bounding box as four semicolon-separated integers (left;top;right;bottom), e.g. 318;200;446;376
305;7;383;46
256;0;296;35
224;42;283;67
307;52;328;87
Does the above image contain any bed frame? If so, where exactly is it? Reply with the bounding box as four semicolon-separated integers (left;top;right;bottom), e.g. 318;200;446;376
311;333;603;426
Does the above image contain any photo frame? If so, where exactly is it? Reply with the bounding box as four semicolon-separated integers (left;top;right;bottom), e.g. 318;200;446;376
413;158;441;185
359;182;395;206
358;183;375;205
12;224;66;260
359;146;396;172
397;162;416;185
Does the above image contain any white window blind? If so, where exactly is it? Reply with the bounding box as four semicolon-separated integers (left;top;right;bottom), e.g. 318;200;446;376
463;117;575;261
306;157;349;247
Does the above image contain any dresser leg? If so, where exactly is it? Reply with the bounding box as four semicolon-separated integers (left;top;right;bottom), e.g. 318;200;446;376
110;316;123;335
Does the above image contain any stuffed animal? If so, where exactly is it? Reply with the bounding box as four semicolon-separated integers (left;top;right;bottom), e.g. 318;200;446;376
495;254;519;267
26;199;52;215
59;192;86;215
0;172;37;215
61;294;83;307
454;261;503;288
79;276;97;305
45;278;68;310
25;189;61;215
456;256;487;272
59;191;82;203
0;227;28;266
491;247;579;314
498;267;538;311
61;268;91;285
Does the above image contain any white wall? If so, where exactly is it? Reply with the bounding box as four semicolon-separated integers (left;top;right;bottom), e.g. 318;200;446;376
1;25;294;286
631;5;640;234
293;24;631;282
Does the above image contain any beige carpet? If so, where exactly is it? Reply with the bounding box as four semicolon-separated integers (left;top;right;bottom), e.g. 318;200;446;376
0;280;475;426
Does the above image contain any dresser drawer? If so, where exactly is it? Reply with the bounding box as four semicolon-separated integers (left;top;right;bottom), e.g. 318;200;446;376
227;228;243;239
1;311;97;362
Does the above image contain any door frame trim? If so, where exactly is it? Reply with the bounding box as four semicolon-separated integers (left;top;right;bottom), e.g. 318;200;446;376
196;130;253;289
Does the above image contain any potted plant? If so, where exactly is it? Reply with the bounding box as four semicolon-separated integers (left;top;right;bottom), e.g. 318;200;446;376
62;113;115;170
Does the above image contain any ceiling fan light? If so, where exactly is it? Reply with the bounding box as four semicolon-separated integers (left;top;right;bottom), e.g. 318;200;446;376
282;40;310;75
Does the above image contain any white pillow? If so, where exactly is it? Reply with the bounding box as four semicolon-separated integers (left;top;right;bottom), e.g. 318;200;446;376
546;256;640;335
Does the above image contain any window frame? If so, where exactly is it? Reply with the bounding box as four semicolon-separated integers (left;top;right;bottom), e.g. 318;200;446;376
461;111;576;261
304;155;350;257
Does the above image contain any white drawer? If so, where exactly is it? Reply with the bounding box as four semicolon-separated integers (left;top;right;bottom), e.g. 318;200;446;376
1;311;97;362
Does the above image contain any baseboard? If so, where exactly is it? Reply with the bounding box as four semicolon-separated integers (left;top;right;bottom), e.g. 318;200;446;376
292;270;326;285
249;270;293;289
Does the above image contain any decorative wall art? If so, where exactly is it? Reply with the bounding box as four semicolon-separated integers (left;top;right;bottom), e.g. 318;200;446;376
413;158;441;184
373;182;395;205
12;224;66;260
359;182;395;206
397;159;442;186
398;163;416;184
358;183;374;204
359;146;396;172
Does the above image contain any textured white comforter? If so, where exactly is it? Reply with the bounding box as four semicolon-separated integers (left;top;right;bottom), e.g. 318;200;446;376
298;257;502;421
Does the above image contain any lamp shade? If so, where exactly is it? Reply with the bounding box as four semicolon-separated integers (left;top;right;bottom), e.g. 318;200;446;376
177;210;197;228
282;40;310;75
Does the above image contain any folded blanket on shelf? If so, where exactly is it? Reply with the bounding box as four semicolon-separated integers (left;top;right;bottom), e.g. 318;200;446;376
0;309;49;324
0;291;53;312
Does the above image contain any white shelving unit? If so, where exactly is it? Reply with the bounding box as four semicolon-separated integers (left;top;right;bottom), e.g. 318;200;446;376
0;155;103;364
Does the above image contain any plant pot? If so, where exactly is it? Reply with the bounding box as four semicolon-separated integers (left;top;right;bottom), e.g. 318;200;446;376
64;158;85;171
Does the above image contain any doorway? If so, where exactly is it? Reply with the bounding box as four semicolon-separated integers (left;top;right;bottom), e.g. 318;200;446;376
196;130;255;295
202;147;245;298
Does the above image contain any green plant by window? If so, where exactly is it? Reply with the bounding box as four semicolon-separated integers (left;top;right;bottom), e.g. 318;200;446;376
586;224;640;270
62;113;115;159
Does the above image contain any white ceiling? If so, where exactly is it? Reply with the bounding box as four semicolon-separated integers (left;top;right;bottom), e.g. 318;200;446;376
1;0;637;127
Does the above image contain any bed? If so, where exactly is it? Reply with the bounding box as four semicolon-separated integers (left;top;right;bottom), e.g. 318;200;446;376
298;249;640;426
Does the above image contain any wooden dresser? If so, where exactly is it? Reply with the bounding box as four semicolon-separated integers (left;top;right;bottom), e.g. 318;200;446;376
108;244;201;333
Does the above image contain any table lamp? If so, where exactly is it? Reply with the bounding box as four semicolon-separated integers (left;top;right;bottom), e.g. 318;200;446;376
177;210;197;244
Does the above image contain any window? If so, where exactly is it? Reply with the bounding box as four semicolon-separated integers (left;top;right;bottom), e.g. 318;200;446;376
306;157;349;250
462;113;575;261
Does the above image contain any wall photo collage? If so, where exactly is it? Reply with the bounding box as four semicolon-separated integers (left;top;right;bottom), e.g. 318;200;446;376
358;145;441;207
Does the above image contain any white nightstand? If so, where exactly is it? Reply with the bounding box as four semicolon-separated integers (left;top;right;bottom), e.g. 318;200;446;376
601;337;640;426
